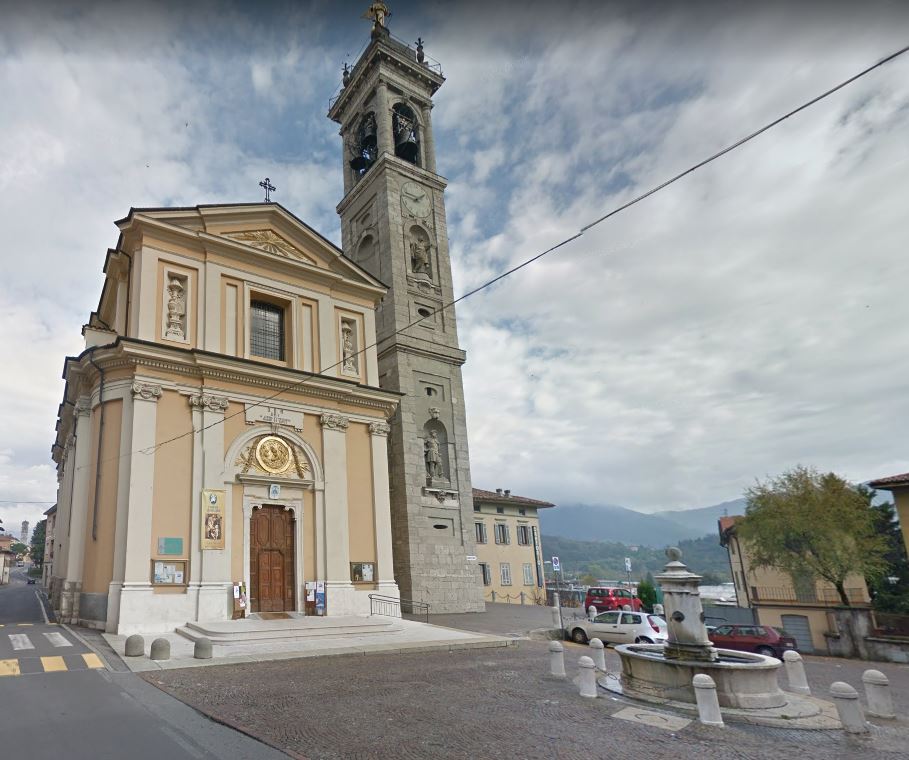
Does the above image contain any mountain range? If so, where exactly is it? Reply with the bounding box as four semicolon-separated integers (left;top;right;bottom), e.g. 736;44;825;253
538;498;747;547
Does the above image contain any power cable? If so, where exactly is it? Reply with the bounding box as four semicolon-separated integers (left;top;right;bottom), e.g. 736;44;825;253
72;42;909;472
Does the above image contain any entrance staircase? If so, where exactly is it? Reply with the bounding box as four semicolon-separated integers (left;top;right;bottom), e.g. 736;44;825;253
176;614;404;646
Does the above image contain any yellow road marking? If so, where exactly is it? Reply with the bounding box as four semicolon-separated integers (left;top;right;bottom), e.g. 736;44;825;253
41;656;67;673
0;659;20;677
82;653;104;669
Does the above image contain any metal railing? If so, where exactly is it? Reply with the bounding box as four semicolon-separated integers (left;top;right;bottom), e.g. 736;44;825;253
369;594;430;623
750;586;868;605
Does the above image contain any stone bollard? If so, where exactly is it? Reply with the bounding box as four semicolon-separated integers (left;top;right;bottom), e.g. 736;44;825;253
862;670;895;719
830;681;868;734
783;651;810;695
588;605;598;621
551;594;562;629
549;641;566;677
589;638;606;672
578;656;597;698
194;637;213;660
149;637;171;661
692;674;724;726
124;634;144;657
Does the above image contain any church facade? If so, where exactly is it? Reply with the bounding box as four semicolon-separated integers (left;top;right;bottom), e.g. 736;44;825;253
50;204;400;634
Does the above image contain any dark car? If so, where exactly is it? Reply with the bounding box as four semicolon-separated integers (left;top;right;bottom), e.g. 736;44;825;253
708;624;797;658
27;577;36;584
583;586;643;613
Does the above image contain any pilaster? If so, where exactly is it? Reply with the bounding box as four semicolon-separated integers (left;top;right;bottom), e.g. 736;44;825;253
320;413;355;608
421;104;436;174
106;391;135;632
60;398;93;624
375;81;391;158
369;421;397;590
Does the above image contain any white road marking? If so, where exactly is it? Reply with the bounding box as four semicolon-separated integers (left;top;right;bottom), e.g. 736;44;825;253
43;632;72;648
35;590;50;624
9;634;34;651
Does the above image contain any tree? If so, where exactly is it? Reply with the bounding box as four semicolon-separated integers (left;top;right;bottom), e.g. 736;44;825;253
29;520;46;569
866;498;909;614
10;542;28;557
637;573;657;612
737;466;888;606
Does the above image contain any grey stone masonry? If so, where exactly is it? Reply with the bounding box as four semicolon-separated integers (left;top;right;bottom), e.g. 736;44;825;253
331;31;484;612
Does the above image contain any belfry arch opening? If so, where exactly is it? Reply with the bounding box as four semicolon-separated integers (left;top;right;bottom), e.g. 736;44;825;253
392;103;420;165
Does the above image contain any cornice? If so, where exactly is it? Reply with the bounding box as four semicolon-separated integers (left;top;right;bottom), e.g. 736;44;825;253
376;334;466;367
337;153;448;216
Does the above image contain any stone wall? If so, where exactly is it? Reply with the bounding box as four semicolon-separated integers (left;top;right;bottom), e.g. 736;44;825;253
825;607;909;663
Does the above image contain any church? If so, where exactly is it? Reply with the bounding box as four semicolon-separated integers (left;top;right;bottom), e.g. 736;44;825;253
49;6;485;635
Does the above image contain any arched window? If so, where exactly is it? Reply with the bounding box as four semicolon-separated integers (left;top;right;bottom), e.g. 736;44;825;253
392;103;420;165
349;112;378;177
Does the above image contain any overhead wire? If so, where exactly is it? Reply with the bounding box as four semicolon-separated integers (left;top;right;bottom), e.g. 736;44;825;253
70;42;909;473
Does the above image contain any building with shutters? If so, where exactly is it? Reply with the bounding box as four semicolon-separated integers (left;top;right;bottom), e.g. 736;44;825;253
718;516;871;653
472;489;554;603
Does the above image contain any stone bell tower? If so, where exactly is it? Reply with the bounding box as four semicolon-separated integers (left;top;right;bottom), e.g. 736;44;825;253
329;9;484;612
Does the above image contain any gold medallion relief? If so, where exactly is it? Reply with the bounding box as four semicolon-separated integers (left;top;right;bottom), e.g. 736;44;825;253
255;435;292;474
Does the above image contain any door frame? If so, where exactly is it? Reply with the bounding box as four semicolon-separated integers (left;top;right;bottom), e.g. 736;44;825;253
250;504;297;613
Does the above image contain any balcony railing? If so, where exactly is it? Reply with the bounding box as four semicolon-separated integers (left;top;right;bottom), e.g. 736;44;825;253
749;586;868;605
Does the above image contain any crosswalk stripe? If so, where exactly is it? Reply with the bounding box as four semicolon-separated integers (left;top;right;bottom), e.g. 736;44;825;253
40;656;67;673
0;659;20;676
9;634;34;651
82;653;104;669
43;632;72;648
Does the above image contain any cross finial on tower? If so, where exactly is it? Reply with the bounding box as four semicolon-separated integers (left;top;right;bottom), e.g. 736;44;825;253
258;177;276;202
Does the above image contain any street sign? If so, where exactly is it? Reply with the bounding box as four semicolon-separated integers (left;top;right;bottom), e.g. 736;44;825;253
551;556;561;572
624;557;632;573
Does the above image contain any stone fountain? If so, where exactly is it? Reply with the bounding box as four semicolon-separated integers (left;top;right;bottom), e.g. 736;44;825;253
615;548;786;709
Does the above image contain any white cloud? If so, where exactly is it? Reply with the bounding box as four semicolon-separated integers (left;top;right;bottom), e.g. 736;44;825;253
1;1;908;521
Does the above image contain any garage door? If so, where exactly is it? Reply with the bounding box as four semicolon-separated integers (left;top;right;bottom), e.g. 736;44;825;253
780;614;814;654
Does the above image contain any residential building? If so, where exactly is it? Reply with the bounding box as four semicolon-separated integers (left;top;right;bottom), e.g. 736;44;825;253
472;489;555;603
42;505;57;587
719;516;871;653
866;472;909;556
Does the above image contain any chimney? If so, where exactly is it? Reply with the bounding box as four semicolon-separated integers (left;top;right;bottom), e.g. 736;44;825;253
504;489;511;497
496;488;503;496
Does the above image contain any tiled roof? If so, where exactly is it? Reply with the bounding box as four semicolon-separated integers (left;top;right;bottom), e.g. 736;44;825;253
867;472;909;488
472;488;555;508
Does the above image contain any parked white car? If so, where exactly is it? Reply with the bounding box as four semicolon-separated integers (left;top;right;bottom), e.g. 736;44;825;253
567;611;668;645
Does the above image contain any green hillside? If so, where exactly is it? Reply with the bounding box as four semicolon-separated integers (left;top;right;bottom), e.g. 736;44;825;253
540;534;731;583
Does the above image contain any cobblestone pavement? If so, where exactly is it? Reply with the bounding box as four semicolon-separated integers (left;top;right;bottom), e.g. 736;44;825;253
142;641;909;760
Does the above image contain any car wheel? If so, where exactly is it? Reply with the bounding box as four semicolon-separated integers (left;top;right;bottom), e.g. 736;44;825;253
635;637;653;644
755;646;776;657
572;628;589;645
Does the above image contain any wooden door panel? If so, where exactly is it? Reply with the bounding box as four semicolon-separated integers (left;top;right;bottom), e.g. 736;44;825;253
250;505;296;613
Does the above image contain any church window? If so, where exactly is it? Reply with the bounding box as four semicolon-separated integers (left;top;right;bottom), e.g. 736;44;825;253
500;563;512;586
474;522;487;544
250;300;285;361
494;523;510;545
479;563;491;586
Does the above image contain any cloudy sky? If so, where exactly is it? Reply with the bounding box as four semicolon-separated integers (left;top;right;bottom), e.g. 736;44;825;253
2;0;908;537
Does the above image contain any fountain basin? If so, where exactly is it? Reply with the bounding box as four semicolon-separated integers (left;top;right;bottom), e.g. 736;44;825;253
616;644;786;709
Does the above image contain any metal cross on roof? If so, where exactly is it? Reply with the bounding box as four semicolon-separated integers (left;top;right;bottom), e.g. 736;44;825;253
259;177;276;202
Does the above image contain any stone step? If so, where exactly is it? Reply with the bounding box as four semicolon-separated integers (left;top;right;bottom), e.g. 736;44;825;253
176;615;403;645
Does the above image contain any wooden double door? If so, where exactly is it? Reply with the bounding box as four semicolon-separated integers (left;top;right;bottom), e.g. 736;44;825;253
250;505;295;613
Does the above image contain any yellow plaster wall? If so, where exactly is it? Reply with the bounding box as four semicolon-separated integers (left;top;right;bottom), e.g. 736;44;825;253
346;422;377;582
151;390;193;587
81;399;122;595
231;483;244;583
755;607;834;652
302;488;316;580
473;504;544;601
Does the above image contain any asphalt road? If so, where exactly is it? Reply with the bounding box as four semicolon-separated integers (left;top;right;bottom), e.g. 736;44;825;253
0;566;289;758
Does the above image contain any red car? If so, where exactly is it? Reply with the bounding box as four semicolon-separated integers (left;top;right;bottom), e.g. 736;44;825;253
708;624;797;658
583;587;642;612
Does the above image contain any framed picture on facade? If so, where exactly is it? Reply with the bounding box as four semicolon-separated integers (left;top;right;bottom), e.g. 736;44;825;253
350;562;375;583
201;489;226;550
151;559;188;586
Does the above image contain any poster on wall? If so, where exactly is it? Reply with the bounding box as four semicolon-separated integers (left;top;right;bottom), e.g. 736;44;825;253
201;489;226;550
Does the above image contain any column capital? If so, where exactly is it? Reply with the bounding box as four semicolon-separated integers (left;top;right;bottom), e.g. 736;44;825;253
131;382;162;402
188;393;229;413
74;398;93;417
320;413;349;432
368;420;390;437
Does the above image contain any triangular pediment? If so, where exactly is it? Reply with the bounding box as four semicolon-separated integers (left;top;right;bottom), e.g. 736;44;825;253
222;229;317;264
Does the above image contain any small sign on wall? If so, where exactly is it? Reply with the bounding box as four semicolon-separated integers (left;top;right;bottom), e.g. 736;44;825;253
157;537;184;556
269;483;281;500
245;404;304;430
201;489;226;550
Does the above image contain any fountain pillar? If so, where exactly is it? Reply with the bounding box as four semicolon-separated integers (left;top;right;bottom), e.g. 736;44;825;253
656;547;719;663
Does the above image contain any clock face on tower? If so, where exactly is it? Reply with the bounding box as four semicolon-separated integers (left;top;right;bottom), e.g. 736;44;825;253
401;181;430;218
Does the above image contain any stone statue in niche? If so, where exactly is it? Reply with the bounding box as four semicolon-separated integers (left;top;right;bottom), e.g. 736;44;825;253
341;322;358;374
410;237;431;277
164;277;186;340
424;430;443;480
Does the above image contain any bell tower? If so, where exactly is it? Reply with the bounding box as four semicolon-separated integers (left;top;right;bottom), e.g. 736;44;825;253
329;9;484;612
